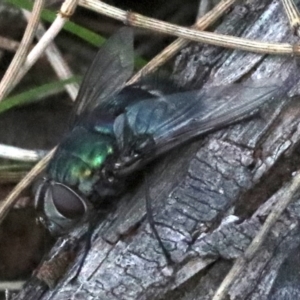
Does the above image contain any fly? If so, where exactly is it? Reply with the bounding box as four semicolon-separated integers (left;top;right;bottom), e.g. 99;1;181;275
34;27;292;250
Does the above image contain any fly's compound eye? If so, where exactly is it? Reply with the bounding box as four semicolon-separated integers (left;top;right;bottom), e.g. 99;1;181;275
34;179;89;236
50;184;86;219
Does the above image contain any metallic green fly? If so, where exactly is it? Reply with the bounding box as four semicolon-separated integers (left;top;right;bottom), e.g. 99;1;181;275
34;27;292;236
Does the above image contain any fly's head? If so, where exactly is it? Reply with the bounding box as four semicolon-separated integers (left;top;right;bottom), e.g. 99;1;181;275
34;178;91;236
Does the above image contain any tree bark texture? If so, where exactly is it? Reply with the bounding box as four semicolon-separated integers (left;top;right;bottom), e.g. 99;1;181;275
16;0;300;299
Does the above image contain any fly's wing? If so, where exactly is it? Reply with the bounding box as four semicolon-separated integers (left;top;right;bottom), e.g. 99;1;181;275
113;78;291;175
72;27;134;124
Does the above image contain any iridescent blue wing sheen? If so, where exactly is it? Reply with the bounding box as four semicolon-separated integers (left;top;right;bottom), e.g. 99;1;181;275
113;78;290;175
72;27;134;124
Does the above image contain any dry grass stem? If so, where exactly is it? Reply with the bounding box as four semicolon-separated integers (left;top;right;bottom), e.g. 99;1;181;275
0;0;80;227
79;0;300;56
0;148;55;224
7;0;79;97
128;0;236;84
0;0;45;101
0;281;25;291
23;10;79;101
197;0;211;18
281;0;300;36
212;171;300;300
0;144;47;162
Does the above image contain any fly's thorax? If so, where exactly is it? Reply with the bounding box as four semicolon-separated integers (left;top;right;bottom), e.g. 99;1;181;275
48;126;117;196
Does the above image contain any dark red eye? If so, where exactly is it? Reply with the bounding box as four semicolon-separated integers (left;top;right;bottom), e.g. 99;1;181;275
50;184;85;219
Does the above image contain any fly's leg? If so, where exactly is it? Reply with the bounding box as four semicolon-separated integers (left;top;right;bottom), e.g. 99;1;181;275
70;214;100;283
69;231;92;283
144;173;173;265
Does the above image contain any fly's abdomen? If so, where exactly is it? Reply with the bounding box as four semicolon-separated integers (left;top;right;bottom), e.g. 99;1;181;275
48;126;116;195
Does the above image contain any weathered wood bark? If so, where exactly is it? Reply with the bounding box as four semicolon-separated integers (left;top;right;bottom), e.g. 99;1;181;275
16;0;300;299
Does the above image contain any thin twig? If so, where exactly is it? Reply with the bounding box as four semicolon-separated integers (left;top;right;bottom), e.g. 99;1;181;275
4;0;79;98
281;0;300;37
197;0;211;19
22;10;79;101
128;0;236;84
0;148;55;224
0;0;79;226
0;0;45;101
0;281;25;291
212;171;300;300
79;0;300;56
0;144;47;162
